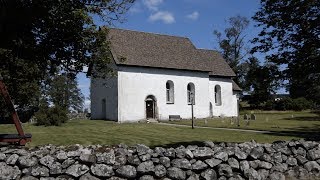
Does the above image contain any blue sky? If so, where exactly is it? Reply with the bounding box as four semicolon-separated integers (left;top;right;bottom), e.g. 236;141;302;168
79;0;263;109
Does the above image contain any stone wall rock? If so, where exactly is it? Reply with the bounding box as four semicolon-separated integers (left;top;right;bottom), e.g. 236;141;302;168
0;139;320;179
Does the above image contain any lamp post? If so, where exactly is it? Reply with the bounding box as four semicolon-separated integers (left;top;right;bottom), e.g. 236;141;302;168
191;92;194;129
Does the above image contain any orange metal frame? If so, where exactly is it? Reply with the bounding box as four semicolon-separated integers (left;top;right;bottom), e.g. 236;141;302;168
0;77;31;145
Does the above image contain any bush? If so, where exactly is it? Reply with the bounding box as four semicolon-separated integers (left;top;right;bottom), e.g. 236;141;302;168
292;97;312;111
35;106;68;126
273;97;312;111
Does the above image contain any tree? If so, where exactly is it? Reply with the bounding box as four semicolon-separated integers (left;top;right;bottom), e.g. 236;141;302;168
252;0;320;104
246;57;280;107
0;0;135;116
213;15;250;89
46;73;84;113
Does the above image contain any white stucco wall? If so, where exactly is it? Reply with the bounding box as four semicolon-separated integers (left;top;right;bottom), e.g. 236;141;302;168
209;77;238;117
117;66;210;122
90;76;118;121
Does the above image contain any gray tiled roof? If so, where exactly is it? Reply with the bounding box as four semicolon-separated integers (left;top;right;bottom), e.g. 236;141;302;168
232;80;242;91
108;28;236;77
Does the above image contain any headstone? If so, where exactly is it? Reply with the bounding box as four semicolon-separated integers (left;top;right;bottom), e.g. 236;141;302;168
204;119;208;125
244;114;249;120
250;114;256;121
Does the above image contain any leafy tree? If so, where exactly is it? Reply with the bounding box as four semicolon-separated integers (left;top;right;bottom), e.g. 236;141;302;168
46;73;84;113
213;15;250;89
246;57;280;107
0;0;134;117
252;0;320;104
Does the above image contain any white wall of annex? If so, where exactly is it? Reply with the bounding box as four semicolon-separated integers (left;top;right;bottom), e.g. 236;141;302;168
209;77;238;117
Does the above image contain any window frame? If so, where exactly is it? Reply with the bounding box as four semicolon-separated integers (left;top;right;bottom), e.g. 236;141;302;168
166;80;174;104
187;83;195;105
214;85;222;106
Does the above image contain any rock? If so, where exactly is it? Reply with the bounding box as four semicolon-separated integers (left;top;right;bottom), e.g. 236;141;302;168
159;157;171;168
164;148;176;158
127;155;141;166
244;168;260;180
271;163;287;172
296;155;308;165
257;169;269;180
167;167;186;180
115;147;128;156
154;164;166;178
116;165;137;178
205;158;222;168
187;173;200;180
31;166;49;177
259;154;271;162
225;147;235;156
239;160;250;172
66;164;89;177
18;156;38;168
67;150;80;157
49;162;62;175
249;160;260;169
0;153;6;161
91;164;114;177
193;147;214;159
272;141;291;155
192;160;208;170
80;154;96;164
21;176;38;180
6;154;19;165
137;161;155;174
79;173;100;180
229;174;244;180
56;151;68;161
291;147;306;157
263;145;275;154
40;155;55;167
175;147;186;158
140;154;151;162
269;172;285;180
204;141;215;148
272;152;282;163
151;158;159;163
258;161;272;169
307;148;320;160
200;169;217;180
154;147;166;156
114;155;127;169
108;177;126;180
172;158;192;170
228;158;239;169
185;149;194;159
214;151;228;161
136;144;151;155
250;147;264;159
61;158;75;169
300;140;318;150
187;145;198;151
304;161;320;173
286;157;298;166
55;175;74;180
218;164;233;177
0;162;21;179
218;176;227;180
96;150;116;165
139;175;154;180
234;147;247;160
284;170;297;179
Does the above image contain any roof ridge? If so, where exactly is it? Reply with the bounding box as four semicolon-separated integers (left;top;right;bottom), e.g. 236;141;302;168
109;27;191;40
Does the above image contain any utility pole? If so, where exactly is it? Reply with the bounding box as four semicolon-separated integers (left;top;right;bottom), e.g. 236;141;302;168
191;92;194;129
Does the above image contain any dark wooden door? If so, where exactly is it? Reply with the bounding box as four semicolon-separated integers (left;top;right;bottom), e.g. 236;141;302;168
146;100;154;119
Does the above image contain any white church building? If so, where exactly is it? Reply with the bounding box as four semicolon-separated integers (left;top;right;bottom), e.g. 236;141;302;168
90;28;241;122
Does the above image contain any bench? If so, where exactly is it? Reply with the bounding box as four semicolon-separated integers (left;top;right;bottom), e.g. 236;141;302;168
169;115;181;121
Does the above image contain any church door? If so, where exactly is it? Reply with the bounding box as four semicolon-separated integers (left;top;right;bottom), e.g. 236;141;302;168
146;100;154;119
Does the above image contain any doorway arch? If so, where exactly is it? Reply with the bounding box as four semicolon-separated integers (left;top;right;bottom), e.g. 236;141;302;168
145;95;157;119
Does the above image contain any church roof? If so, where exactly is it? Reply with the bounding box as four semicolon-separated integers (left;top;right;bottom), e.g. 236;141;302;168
232;80;242;91
108;28;236;77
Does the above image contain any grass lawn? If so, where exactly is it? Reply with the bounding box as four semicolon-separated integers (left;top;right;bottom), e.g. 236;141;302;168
167;111;320;140
0;119;299;147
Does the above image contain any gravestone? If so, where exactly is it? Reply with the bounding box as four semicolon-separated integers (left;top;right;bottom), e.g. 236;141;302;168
250;114;256;121
244;114;249;120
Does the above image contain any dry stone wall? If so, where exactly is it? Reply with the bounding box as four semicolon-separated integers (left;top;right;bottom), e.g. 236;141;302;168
0;139;320;180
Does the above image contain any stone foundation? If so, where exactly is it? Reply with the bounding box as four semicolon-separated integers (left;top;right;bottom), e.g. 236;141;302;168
0;139;320;179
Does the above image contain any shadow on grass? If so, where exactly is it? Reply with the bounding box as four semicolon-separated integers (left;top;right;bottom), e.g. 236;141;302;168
153;141;207;148
263;124;320;141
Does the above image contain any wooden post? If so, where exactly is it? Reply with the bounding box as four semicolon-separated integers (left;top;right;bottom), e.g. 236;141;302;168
191;93;194;129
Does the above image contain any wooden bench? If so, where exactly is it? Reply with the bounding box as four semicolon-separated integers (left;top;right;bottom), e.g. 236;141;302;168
169;115;181;121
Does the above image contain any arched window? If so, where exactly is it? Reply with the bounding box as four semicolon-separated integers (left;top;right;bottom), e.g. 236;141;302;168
166;80;174;104
215;85;222;106
187;83;195;105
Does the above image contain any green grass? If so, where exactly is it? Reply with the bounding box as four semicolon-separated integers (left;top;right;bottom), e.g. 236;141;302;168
167;111;320;131
1;111;318;147
0;119;297;147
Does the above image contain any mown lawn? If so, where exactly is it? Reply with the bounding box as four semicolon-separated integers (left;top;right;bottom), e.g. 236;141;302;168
167;111;320;141
0;119;298;147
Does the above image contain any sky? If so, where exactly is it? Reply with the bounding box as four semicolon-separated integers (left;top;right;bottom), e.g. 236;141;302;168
79;0;263;109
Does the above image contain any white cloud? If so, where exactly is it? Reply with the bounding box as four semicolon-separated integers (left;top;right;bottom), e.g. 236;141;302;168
129;3;142;13
186;11;199;20
143;0;163;11
149;11;175;24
